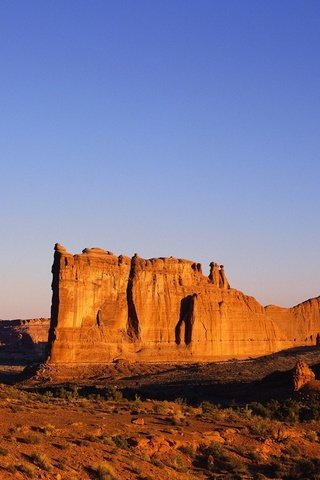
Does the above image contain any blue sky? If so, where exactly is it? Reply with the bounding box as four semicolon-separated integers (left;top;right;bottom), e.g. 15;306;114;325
0;0;319;318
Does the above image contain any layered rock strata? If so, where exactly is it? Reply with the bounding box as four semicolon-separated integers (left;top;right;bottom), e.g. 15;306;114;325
47;244;320;363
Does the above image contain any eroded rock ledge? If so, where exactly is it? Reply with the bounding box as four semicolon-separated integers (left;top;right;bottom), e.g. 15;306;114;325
47;244;320;363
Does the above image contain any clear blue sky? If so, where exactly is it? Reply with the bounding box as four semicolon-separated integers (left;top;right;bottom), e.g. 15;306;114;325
1;0;319;318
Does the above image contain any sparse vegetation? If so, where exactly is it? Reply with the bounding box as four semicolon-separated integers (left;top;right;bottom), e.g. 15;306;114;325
106;386;123;401
92;461;117;480
17;433;41;444
112;435;128;449
30;452;52;471
15;463;35;478
1;381;320;479
286;457;320;479
0;446;9;455
246;398;320;423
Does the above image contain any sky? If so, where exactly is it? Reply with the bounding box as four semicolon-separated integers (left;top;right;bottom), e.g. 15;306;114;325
0;0;319;319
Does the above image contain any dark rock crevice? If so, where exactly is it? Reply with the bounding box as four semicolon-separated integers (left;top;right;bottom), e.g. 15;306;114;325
175;294;197;345
126;257;140;341
46;246;61;360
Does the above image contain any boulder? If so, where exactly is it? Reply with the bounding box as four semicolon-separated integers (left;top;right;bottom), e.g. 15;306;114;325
293;360;316;391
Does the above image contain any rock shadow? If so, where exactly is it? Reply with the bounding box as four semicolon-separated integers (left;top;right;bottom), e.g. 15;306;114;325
175;294;197;345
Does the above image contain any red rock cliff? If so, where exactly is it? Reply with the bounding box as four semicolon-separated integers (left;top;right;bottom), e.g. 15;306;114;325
47;244;320;363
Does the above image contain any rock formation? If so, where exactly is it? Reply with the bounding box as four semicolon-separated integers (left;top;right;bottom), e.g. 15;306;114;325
47;244;320;364
209;262;220;286
293;360;316;391
0;318;49;363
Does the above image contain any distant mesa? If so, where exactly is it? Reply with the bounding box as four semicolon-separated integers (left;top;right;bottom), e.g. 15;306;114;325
46;244;320;364
0;318;49;364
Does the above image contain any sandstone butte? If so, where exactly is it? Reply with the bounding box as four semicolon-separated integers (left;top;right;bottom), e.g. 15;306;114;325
47;243;320;364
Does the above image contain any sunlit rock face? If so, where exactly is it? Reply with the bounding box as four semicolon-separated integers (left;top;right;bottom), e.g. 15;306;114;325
47;244;320;363
293;359;316;391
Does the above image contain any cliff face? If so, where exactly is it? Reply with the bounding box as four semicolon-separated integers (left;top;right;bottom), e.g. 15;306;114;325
265;298;320;344
47;244;320;363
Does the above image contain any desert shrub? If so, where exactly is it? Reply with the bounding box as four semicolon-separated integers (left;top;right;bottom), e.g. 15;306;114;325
227;457;248;475
200;401;224;421
99;434;114;445
55;458;67;470
16;463;35;478
264;458;286;478
83;433;113;445
112;435;128;449
165;453;189;472
6;465;16;473
198;441;225;459
151;458;165;468
275;399;302;423
273;425;290;443
198;440;248;475
84;433;98;442
55;387;73;400
78;397;90;408
152;400;171;415
10;405;21;413
30;452;52;471
106;386;123;401
74;438;90;446
17;434;41;444
0;446;9;456
93;462;117;480
240;404;253;419
167;412;185;426
245;398;320;423
286;458;320;479
182;404;196;415
128;461;141;474
52;442;69;450
2;386;23;399
249;419;276;440
43;423;56;434
131;394;145;414
223;407;242;422
139;453;151;462
285;442;300;457
298;399;320;422
59;385;79;400
43;390;53;399
87;393;102;401
234;444;259;462
249;398;320;423
178;444;196;458
247;402;270;419
305;430;319;442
